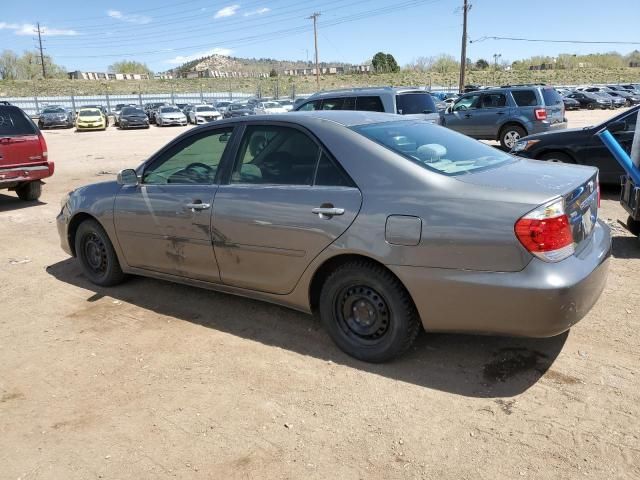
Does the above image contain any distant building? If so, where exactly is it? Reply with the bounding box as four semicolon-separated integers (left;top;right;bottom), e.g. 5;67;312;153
177;70;268;79
630;62;640;68
68;71;150;80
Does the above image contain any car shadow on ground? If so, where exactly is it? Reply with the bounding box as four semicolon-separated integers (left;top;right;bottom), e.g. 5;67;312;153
47;258;568;399
0;194;45;212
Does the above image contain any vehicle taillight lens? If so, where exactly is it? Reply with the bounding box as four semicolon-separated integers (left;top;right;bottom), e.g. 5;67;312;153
38;132;48;159
534;108;547;121
515;199;575;262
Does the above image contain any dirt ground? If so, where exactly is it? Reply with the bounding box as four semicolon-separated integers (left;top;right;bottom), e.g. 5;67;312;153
1;109;638;480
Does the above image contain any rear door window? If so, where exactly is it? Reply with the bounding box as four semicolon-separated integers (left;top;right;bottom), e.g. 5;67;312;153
480;93;507;108
511;90;539;107
355;96;384;112
321;98;345;110
0;107;37;136
314;152;355;187
541;88;563;106
396;93;437;114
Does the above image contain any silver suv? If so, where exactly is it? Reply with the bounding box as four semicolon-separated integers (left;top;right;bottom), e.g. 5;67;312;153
442;86;567;149
294;87;442;124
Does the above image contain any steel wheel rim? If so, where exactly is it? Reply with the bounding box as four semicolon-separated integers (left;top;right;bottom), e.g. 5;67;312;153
83;233;107;275
335;285;391;344
504;131;521;148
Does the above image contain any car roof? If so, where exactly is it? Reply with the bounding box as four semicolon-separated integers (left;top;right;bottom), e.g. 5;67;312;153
305;87;427;100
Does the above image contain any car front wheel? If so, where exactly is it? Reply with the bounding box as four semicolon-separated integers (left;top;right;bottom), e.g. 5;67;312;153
75;219;126;287
318;260;421;363
500;125;526;150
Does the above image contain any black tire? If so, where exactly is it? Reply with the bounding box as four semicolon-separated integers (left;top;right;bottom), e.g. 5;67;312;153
499;124;527;150
587;103;595;110
75;219;126;287
539;152;574;163
318;260;421;363
627;216;640;237
16;182;42;201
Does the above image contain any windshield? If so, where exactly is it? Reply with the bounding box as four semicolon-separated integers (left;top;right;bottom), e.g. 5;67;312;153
122;107;145;115
195;106;214;112
278;100;292;106
233;104;250;109
42;107;65;114
79;109;101;117
263;102;279;108
160;107;181;113
396;93;437;114
352;120;513;177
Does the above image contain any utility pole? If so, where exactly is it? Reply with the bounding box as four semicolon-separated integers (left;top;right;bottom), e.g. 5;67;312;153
458;0;470;94
36;22;46;79
308;12;321;90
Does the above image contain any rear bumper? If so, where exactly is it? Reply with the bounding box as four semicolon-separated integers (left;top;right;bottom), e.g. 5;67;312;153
389;219;611;337
0;162;55;186
529;120;568;135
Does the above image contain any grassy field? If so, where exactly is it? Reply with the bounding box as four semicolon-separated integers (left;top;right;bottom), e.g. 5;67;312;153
2;68;640;98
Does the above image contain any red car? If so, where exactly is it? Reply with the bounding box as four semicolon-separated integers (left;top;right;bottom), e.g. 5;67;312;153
0;104;54;201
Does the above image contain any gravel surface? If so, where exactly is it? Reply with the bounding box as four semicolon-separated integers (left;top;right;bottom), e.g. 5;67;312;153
1;109;638;479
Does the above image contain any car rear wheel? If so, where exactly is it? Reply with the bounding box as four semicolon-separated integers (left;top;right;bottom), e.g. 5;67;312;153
587;103;595;110
318;260;421;363
539;152;574;164
500;125;526;150
16;182;42;201
75;219;126;287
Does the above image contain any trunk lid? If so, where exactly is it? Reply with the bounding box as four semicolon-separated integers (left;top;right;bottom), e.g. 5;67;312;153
457;158;599;251
541;87;565;125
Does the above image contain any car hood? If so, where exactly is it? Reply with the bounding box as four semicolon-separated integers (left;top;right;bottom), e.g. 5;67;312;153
42;112;67;117
520;126;592;141
455;157;597;203
195;111;220;115
78;116;103;121
122;114;147;119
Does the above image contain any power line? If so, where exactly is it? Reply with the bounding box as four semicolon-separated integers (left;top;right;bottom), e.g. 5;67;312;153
50;0;207;24
471;36;640;45
52;0;441;59
46;0;372;48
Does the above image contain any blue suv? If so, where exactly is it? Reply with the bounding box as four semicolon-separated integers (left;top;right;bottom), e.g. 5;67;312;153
442;86;567;149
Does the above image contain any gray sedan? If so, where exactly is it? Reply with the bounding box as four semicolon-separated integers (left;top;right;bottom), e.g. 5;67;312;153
57;111;611;362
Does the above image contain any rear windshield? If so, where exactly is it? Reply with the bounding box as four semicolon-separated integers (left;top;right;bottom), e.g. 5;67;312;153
352;120;513;177
541;88;563;106
0;107;36;135
79;109;101;117
511;90;539;107
396;93;437;114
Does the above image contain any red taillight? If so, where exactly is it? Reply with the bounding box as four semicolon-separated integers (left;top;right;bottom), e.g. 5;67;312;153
38;132;48;159
534;108;547;121
515;199;575;262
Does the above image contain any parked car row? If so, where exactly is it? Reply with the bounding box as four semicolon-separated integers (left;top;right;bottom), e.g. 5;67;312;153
558;84;640;110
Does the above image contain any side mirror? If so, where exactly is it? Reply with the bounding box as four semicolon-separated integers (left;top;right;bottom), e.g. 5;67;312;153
117;169;139;186
608;121;626;133
445;106;452;114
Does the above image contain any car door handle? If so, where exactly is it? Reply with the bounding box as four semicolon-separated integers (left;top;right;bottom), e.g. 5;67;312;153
186;202;211;211
312;207;344;218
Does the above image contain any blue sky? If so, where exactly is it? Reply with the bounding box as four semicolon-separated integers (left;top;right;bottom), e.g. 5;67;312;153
1;0;639;72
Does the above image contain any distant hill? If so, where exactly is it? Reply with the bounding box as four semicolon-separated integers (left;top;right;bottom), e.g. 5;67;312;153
171;54;355;76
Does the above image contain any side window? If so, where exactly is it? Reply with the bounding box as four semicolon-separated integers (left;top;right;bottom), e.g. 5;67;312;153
231;125;319;185
298;100;322;111
356;96;384;112
453;94;481;111
511;90;539;107
481;94;507;109
143;128;233;185
342;97;357;110
314;152;355;187
321;97;345;110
